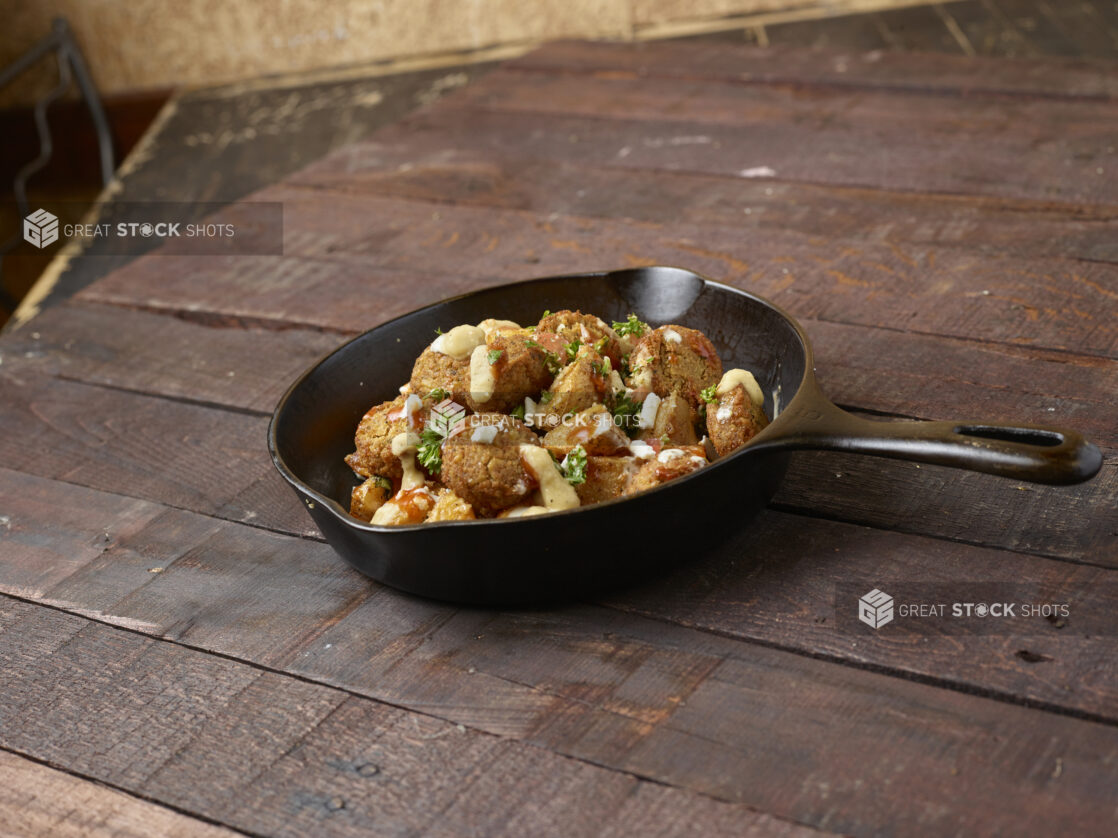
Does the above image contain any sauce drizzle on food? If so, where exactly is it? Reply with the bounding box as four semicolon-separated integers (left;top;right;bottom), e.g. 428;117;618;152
717;368;765;407
519;445;580;511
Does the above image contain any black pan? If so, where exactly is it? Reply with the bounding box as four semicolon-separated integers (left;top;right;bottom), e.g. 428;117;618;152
269;267;1101;604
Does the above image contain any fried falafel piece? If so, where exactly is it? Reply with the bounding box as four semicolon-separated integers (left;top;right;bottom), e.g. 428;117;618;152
539;344;611;426
409;347;473;407
626;325;722;411
345;396;412;481
465;328;553;414
349;476;393;521
637;391;699;445
542;403;630;455
428;488;477;522
440;414;541;516
536;310;624;366
706;383;769;457
625;447;709;494
575;455;640;505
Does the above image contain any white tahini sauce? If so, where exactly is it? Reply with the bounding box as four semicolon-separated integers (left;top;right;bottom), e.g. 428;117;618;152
469;344;496;404
390;431;426;490
519;445;580;511
505;505;550;518
403;393;423;427
716;368;765;408
662;328;682;344
431;324;485;359
477;318;520;336
629;439;656;459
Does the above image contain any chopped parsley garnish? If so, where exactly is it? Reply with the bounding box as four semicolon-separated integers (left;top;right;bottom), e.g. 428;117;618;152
591;360;604;376
564;339;581;362
487;349;504;365
611;392;642;438
427;387;450;401
539;389;553;404
699;383;719;404
612;313;648;338
510;403;526;421
594;336;610;353
560;444;588;486
417;428;445;474
541;309;551;319
620;353;630;378
434;327;443;335
372;475;392;492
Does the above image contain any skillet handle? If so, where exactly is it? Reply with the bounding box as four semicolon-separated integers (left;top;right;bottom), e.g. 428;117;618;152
753;380;1102;486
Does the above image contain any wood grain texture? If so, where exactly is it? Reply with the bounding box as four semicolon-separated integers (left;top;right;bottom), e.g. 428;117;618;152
3;584;1118;836
289;123;1118;264
0;751;239;838
509;38;1118;100
78;188;1118;358
445;68;1118;203
0;599;828;838
2;469;1116;731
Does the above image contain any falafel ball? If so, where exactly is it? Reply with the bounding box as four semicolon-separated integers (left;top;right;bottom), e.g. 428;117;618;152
441;414;541;516
626;325;721;411
345;396;410;481
409;347;473;407
536;309;624;366
706;384;769;456
465;328;553;414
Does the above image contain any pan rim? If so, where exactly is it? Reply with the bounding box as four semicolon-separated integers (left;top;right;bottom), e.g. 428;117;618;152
267;266;815;532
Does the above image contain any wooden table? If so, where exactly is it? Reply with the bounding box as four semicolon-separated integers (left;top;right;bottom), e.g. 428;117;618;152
2;39;1116;836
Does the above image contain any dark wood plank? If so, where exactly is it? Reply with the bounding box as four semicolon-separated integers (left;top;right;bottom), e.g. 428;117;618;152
441;68;1118;203
0;372;291;532
3;468;1116;726
77;189;1118;358
0;599;827;838
508;37;1118;100
6;300;342;414
3;582;1118;836
0;751;239;838
289;122;1118;264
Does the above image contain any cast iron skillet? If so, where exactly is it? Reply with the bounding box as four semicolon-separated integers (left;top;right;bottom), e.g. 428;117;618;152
269;267;1101;604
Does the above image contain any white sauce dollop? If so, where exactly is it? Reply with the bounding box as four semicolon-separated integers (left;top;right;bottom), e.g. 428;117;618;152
716;368;765;408
663;328;682;344
431;324;485;359
629;440;657;459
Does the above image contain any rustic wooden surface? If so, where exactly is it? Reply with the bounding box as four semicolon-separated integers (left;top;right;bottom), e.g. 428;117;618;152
1;36;1117;837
